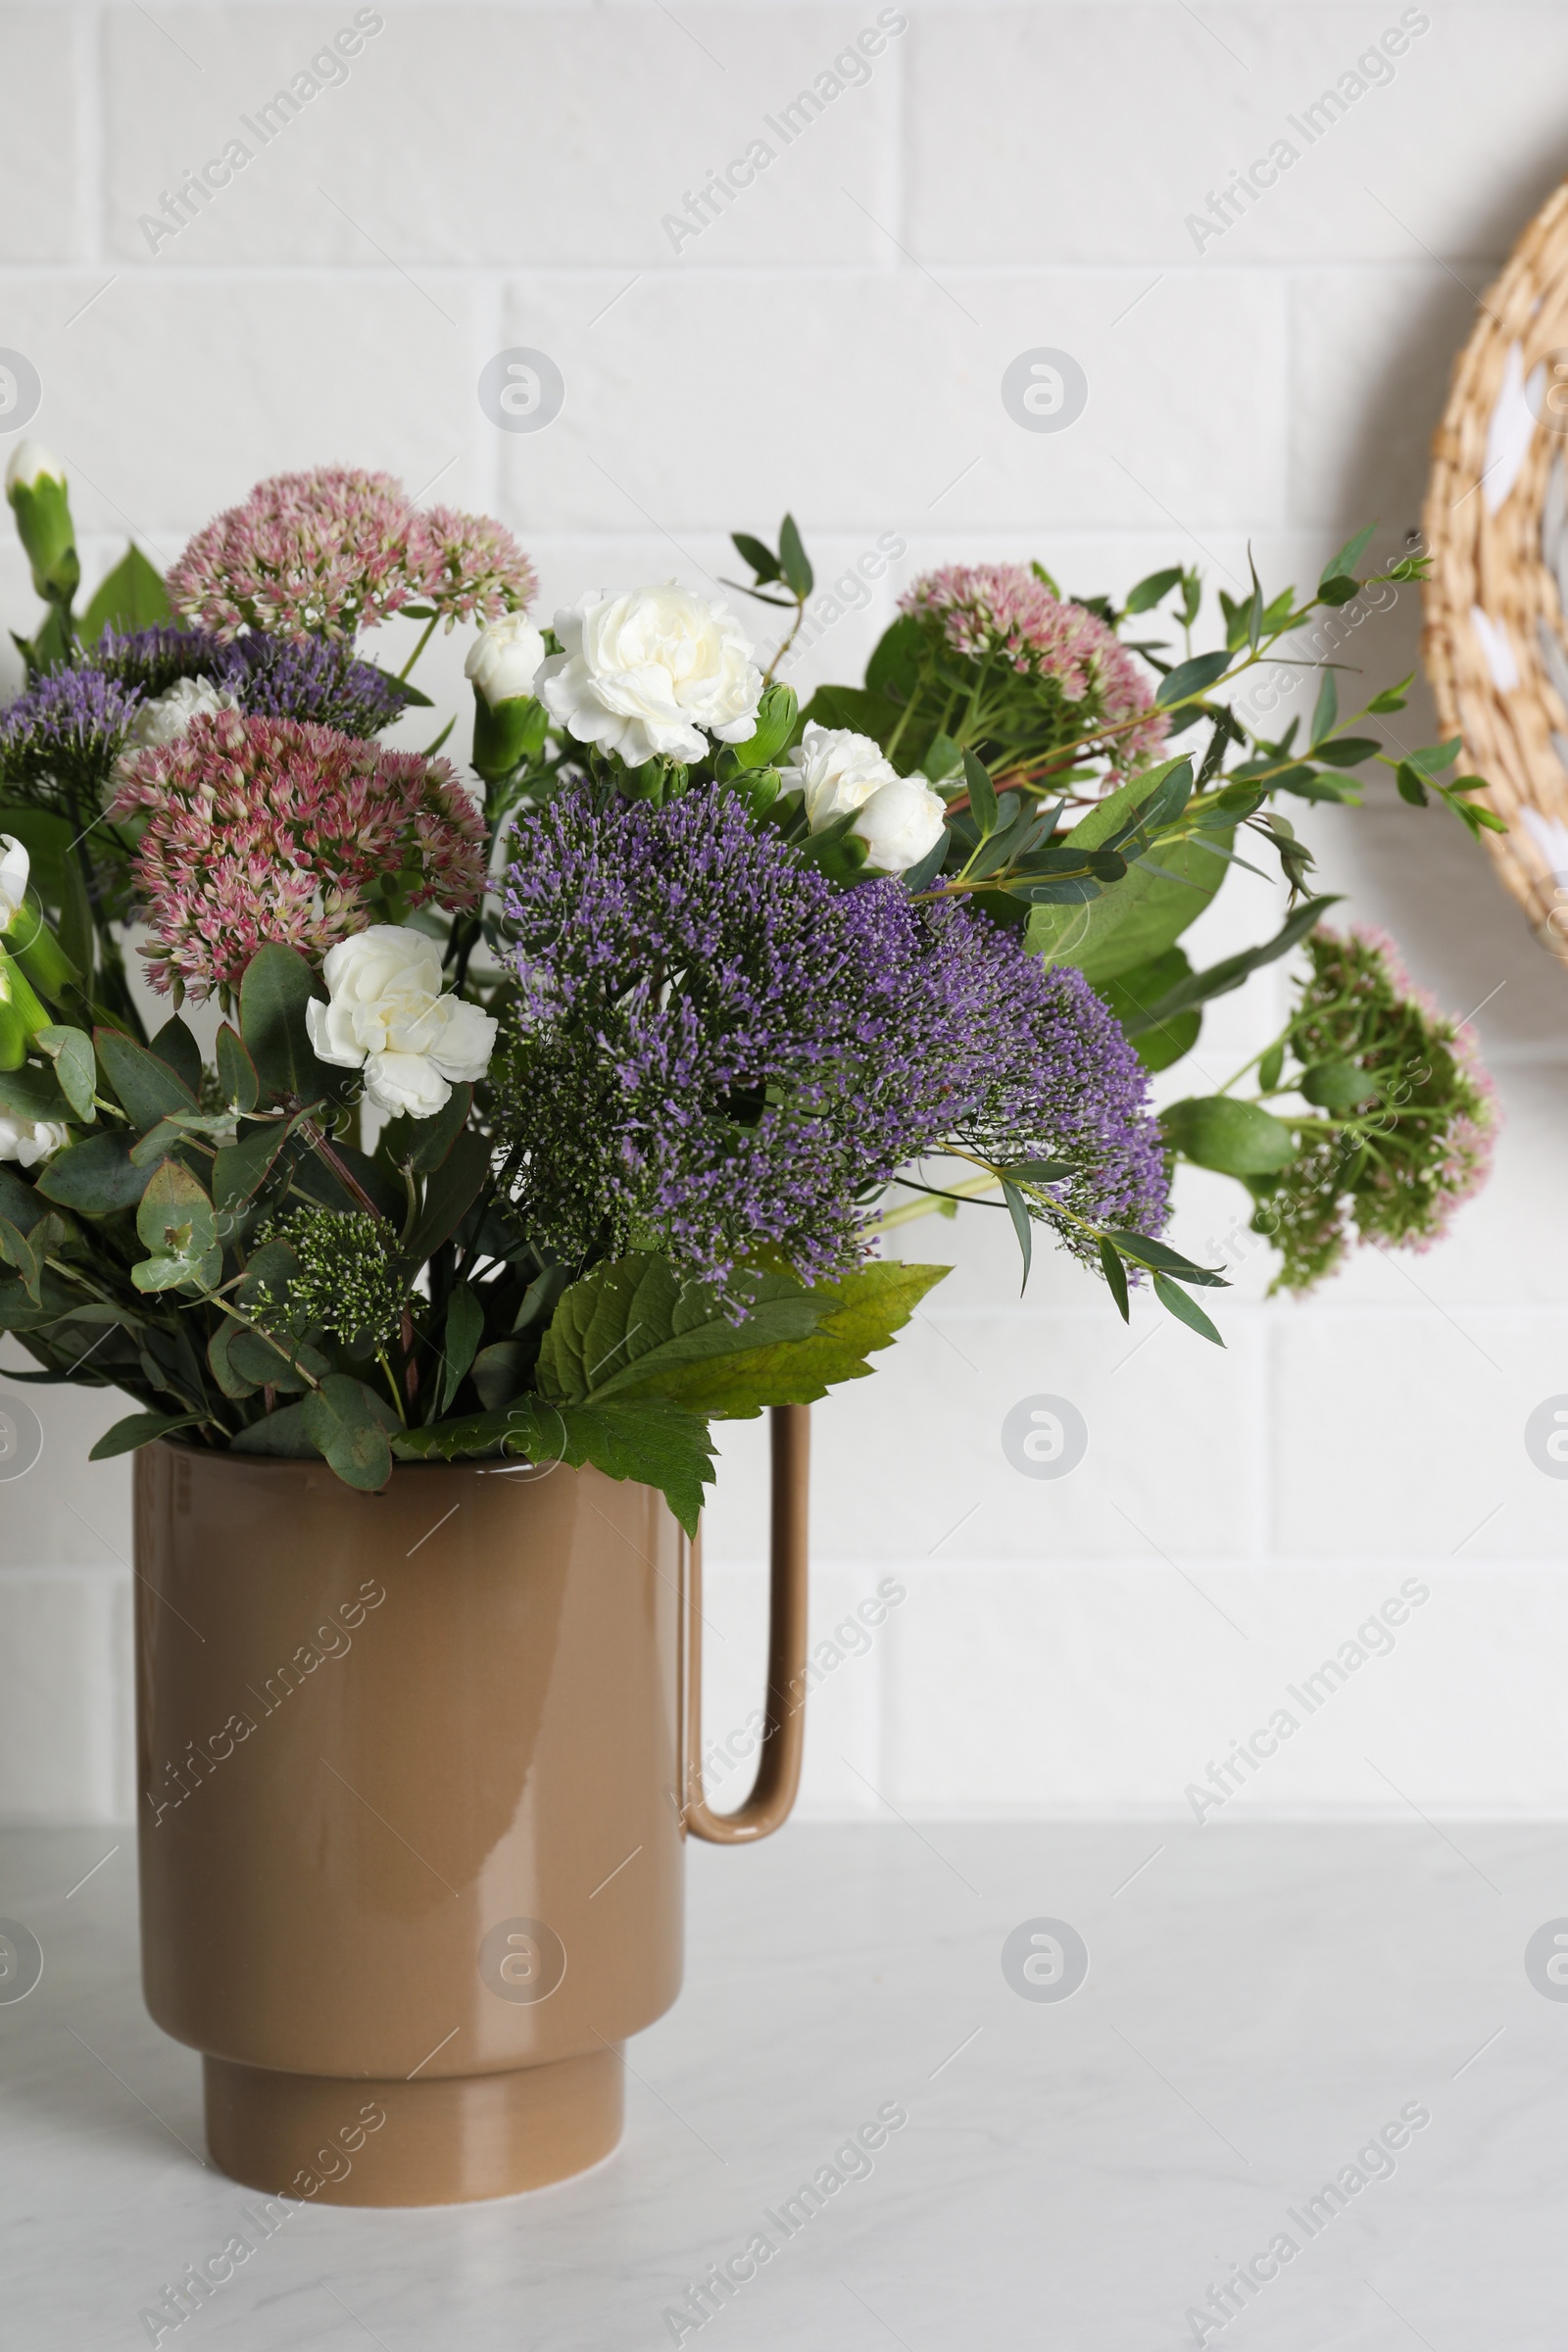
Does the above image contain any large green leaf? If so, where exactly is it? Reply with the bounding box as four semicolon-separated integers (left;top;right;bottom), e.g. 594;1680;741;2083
133;1158;220;1292
1161;1096;1298;1176
628;1260;950;1417
537;1254;823;1407
79;544;172;644
35;1130;150;1213
302;1373;394;1492
0;1063;73;1124
239;944;323;1101
1022;766;1233;984
800;683;904;750
392;1396;717;1536
1097;949;1201;1073
94;1028;196;1133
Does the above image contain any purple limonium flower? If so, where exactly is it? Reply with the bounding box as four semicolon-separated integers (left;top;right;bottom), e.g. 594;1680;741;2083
0;666;142;814
93;623;225;697
495;783;1167;1290
215;633;407;738
92;622;405;738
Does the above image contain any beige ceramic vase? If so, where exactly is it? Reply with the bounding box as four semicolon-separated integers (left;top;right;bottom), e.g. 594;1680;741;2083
132;1407;808;2206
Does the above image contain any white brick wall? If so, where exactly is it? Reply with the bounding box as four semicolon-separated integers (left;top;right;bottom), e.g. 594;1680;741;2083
3;0;1566;1823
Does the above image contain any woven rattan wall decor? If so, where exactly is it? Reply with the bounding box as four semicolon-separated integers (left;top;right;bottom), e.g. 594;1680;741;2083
1423;179;1568;958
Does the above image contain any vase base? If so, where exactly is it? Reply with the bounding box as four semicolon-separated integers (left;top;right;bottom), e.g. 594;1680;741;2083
202;2047;624;2207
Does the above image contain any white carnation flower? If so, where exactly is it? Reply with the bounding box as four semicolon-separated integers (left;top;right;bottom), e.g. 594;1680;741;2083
0;1112;69;1168
117;675;242;777
536;584;761;766
465;612;548;708
306;925;498;1118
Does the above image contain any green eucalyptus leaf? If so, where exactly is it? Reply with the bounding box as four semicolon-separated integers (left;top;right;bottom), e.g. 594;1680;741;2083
34;1130;149;1213
301;1373;395;1492
94;1027;196;1133
88;1408;206;1462
239;944;324;1101
217;1022;260;1114
33;1026;95;1120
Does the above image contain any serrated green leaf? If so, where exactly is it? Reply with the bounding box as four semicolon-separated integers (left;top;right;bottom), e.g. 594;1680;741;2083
538;1253;824;1406
391;1396;717;1536
622;1261;949;1419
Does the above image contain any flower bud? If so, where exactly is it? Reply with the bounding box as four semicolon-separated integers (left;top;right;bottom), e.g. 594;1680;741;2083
465;612;547;708
6;440;78;607
850;776;948;874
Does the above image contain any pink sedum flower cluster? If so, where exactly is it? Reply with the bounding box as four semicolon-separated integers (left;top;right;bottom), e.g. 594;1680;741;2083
111;710;487;1001
902;562;1169;764
168;466;535;642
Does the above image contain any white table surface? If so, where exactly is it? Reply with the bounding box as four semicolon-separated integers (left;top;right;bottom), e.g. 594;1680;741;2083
2;1819;1561;2350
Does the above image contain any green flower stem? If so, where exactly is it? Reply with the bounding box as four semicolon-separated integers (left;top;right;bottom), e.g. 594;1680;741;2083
397;613;439;683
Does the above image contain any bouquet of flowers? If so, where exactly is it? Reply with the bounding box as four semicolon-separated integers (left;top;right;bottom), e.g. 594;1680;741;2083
0;449;1496;1526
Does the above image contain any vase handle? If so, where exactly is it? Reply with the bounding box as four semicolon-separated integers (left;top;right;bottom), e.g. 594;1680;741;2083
682;1403;810;1844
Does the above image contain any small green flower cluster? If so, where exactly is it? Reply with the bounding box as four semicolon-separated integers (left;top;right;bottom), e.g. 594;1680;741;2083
253;1207;409;1349
1251;927;1497;1293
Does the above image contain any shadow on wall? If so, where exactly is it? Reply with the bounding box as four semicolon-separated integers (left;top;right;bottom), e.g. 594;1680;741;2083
1316;214;1568;1057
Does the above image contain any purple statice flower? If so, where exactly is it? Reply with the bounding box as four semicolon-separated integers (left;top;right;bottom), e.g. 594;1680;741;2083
0;666;142;815
494;783;1168;1290
215;633;407;738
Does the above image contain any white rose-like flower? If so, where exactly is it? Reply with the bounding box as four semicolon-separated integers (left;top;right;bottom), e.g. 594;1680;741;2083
850;776;948;874
305;926;499;1118
0;835;29;932
465;612;548;708
778;724;904;832
0;1112;69;1168
536;585;762;765
116;675;242;777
